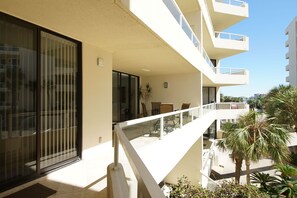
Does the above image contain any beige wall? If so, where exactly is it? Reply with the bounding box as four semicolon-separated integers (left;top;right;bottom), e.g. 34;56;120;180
164;137;203;184
82;43;112;150
142;72;202;111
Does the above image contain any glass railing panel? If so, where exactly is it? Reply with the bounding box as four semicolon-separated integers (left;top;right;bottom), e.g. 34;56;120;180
123;118;160;140
162;112;180;134
216;103;230;110
215;32;246;41
202;103;215;115
181;18;192;41
215;0;246;7
163;0;181;23
190;108;200;120
181;111;191;125
218;67;246;75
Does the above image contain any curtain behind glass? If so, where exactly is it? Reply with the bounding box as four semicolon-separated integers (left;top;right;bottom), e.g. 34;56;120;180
40;32;77;169
0;19;37;186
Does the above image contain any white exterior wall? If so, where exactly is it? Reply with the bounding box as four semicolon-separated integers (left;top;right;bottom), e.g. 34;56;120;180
286;17;297;86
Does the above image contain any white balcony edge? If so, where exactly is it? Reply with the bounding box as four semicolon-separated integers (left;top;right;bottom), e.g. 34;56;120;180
108;103;249;197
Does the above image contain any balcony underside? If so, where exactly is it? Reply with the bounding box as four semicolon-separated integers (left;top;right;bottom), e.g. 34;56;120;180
0;0;198;77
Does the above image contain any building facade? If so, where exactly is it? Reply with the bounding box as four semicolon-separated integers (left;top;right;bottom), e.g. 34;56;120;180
0;0;249;196
286;16;297;85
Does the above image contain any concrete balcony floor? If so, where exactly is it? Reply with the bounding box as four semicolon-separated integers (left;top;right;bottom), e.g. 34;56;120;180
0;142;114;198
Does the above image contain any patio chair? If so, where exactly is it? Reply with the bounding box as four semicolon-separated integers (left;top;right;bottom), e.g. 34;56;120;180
151;102;161;115
177;103;191;126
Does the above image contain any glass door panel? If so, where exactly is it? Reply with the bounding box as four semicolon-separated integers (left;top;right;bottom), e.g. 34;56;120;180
40;32;78;169
112;72;120;122
120;74;129;121
0;19;37;186
130;76;138;119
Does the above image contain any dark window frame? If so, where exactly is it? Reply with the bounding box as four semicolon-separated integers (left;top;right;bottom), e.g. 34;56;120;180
112;70;140;122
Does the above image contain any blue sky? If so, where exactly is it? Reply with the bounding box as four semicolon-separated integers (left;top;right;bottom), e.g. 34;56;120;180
221;0;297;97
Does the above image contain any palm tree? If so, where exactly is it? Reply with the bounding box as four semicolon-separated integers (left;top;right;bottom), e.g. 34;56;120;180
217;122;246;184
218;111;291;184
264;85;297;129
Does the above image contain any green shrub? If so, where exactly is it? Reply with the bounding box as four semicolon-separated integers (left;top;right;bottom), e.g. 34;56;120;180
290;153;297;166
169;176;269;198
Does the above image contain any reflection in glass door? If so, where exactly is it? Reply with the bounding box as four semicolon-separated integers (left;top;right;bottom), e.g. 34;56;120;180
0;18;37;186
112;71;139;122
0;13;81;189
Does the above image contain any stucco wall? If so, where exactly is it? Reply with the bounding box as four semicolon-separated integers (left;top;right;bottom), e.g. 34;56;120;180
82;43;112;150
142;72;202;112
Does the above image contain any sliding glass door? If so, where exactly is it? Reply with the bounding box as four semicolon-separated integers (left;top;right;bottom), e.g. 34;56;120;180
0;17;37;187
112;71;139;122
0;13;81;189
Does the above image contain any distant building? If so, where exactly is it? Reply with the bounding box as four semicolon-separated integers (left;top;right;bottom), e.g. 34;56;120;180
285;16;297;86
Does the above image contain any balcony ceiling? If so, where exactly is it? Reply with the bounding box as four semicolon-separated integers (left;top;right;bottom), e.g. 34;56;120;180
175;0;199;13
0;0;197;77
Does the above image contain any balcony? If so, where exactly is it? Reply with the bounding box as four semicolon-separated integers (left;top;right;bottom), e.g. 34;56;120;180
286;64;290;71
286;76;290;83
286;52;289;59
108;103;249;197
214;31;249;51
285;40;289;47
206;0;248;31
215;67;249;85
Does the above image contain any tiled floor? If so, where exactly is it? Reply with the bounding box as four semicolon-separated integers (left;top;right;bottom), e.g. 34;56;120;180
0;131;160;198
0;141;114;198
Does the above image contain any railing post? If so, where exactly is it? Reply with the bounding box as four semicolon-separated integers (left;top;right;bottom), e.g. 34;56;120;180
114;131;119;169
159;117;164;140
179;112;183;128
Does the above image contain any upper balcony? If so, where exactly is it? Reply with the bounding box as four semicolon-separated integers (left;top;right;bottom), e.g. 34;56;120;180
214;31;249;52
206;0;249;31
286;64;290;71
286;76;290;83
203;67;249;86
285;40;289;47
286;52;289;59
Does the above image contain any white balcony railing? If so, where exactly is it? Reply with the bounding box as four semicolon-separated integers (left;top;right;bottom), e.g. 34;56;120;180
163;0;215;70
215;0;247;7
215;31;247;42
216;102;247;110
107;103;248;197
217;67;247;75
